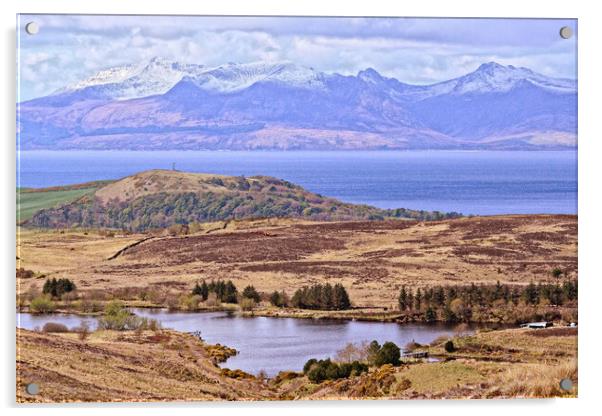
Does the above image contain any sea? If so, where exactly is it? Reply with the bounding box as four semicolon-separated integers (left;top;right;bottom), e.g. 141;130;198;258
17;150;577;216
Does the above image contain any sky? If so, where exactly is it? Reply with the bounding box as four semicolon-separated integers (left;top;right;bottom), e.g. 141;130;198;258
17;15;577;101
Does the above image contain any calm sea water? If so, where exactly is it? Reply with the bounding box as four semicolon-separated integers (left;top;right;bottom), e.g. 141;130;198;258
17;310;488;376
17;150;577;215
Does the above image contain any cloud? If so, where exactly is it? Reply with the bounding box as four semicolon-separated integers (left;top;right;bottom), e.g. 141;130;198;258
17;15;577;101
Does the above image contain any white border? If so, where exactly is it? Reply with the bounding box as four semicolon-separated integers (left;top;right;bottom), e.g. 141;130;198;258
2;0;601;415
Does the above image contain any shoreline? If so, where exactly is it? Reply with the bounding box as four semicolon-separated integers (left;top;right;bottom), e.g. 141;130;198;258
16;303;573;327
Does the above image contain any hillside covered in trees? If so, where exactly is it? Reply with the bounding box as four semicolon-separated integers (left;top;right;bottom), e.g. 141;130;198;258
26;170;460;231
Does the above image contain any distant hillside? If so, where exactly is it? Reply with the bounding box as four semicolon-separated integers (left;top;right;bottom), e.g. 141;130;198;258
25;170;460;231
18;59;576;151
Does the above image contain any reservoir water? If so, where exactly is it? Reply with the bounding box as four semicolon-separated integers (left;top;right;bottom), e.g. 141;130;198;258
17;310;488;376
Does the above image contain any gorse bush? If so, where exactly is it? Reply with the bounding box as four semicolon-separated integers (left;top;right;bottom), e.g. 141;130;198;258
43;278;76;299
291;283;351;310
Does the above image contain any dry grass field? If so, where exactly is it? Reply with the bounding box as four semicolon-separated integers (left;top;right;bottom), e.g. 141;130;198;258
16;328;272;403
17;325;576;402
17;214;577;309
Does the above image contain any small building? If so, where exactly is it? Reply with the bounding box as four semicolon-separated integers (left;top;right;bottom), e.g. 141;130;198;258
520;321;553;329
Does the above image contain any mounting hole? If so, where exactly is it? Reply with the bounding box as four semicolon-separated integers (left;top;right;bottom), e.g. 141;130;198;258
559;378;573;391
559;26;573;39
25;383;39;395
25;22;39;35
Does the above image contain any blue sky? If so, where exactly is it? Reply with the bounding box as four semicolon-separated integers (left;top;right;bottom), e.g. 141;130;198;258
18;15;577;101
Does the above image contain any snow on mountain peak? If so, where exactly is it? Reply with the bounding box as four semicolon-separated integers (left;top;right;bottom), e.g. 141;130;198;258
413;62;575;99
56;57;207;100
184;61;326;93
54;59;575;102
451;62;574;94
57;58;328;99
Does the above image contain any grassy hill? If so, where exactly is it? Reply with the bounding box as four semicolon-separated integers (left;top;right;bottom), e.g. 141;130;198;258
25;170;460;231
18;181;114;221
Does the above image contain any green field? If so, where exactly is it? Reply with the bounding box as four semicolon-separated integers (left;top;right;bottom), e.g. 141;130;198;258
16;182;112;222
18;188;95;221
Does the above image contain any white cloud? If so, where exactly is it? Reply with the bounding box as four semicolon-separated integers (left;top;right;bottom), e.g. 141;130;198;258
17;15;577;101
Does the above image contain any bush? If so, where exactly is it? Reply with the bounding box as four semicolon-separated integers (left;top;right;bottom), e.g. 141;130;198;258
304;358;368;383
366;340;401;366
72;321;92;341
29;296;56;313
42;322;69;333
444;340;456;353
404;340;422;352
240;298;256;311
16;268;35;279
303;358;318;374
179;294;202;310
374;342;401;366
269;291;288;307
242;285;261;303
97;300;149;331
424;307;437;323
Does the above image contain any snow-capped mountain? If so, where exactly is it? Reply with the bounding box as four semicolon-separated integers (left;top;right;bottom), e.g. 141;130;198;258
54;57;209;100
55;59;327;100
18;59;577;150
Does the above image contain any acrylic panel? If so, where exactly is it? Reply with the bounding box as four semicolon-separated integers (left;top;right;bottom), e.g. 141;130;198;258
16;14;577;402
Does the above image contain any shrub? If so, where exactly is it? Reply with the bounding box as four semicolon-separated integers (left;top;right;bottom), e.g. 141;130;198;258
303;358;318;374
42;322;69;333
147;318;161;332
179;294;202;311
273;371;301;384
77;298;103;313
304;358;368;383
72;321;91;341
374;341;401;366
97;300;147;331
29;296;56;313
240;298;256;311
424;307;437;323
205;292;221;307
269;290;287;307
335;341;369;363
16;268;35;279
404;340;422;352
242;285;261;303
192;280;209;301
444;340;456;353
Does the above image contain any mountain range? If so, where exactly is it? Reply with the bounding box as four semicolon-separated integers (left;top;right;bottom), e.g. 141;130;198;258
18;58;577;150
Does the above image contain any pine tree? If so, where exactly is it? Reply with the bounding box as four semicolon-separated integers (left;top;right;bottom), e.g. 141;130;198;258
333;284;351;310
398;286;408;311
242;285;261;303
424;307;437;323
415;288;422;311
